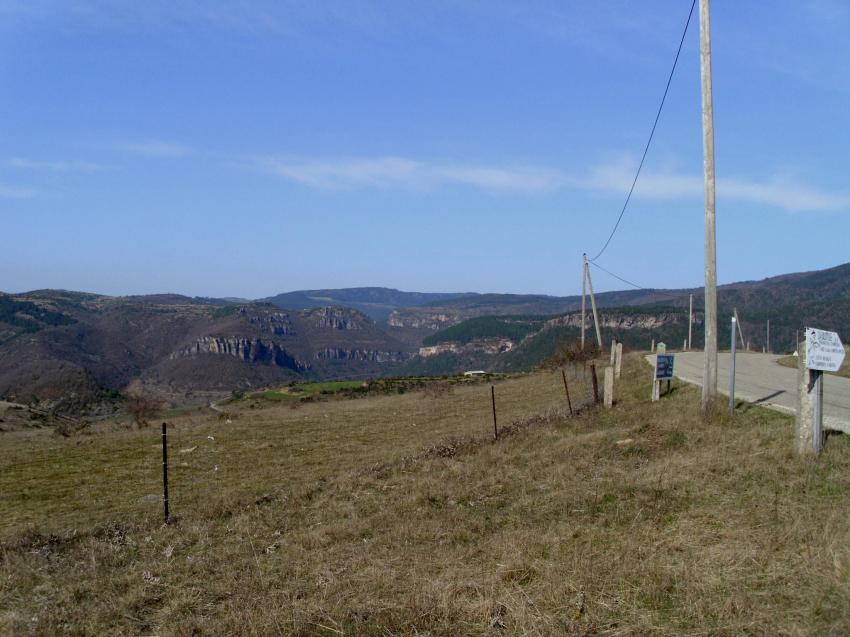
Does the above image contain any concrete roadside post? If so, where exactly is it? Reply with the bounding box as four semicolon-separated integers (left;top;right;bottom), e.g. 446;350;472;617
688;293;693;350
797;339;820;455
604;366;614;408
651;339;656;353
610;339;616;366
651;342;667;401
614;342;623;379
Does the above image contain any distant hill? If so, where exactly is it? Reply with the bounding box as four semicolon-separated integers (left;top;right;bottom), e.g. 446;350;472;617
395;263;850;375
262;287;474;321
0;292;414;414
387;288;695;331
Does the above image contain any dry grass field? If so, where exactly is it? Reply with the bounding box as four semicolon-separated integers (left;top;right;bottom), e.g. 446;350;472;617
2;357;850;635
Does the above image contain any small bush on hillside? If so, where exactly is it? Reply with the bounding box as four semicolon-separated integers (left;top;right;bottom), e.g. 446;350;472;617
422;381;454;399
544;339;600;370
124;381;163;428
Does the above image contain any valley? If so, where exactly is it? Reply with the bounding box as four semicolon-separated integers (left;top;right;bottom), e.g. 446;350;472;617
2;262;849;416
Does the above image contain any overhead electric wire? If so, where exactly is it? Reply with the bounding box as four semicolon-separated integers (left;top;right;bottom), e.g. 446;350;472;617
587;0;697;263
588;261;691;301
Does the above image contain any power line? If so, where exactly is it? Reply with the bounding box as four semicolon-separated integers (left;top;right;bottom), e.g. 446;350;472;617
588;0;697;263
588;261;690;301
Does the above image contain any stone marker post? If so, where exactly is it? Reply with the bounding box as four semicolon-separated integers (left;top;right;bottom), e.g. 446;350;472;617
651;343;666;402
604;366;614;408
614;342;623;379
651;338;655;353
610;339;616;365
796;340;823;455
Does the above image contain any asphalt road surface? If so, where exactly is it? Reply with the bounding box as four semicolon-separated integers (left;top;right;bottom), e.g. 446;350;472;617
646;352;850;434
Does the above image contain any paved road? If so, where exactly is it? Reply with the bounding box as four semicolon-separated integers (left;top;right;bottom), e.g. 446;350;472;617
647;352;850;433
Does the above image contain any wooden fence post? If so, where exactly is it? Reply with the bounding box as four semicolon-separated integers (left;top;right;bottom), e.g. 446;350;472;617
591;363;600;404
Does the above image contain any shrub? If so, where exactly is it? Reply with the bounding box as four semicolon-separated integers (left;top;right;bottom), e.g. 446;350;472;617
124;381;163;428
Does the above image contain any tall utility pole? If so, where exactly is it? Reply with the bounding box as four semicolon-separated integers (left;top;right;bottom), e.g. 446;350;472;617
583;254;603;350
699;0;718;411
688;293;693;350
581;256;587;350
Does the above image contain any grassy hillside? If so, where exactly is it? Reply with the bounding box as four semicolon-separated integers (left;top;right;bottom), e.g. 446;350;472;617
2;357;849;634
391;350;497;377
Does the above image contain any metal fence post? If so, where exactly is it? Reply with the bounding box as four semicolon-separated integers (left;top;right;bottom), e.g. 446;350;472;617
729;316;736;416
162;422;170;523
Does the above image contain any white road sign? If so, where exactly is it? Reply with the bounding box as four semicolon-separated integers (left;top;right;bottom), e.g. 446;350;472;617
805;327;845;372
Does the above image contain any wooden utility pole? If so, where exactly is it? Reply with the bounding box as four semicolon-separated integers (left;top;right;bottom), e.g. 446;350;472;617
583;255;603;350
699;0;718;411
581;256;587;349
688;293;693;350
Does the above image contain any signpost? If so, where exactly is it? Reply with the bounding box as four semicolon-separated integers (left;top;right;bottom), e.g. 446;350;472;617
805;328;845;372
652;344;674;401
655;355;675;379
797;327;845;455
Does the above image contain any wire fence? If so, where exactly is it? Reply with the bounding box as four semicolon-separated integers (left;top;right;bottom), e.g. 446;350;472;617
0;366;600;535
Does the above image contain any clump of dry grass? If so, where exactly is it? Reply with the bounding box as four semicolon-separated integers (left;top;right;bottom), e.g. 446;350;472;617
2;357;850;635
421;380;454;399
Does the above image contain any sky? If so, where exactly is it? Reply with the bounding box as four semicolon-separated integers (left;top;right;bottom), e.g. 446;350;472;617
1;0;849;298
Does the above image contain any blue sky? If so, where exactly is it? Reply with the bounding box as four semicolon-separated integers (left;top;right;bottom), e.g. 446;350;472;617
1;1;849;298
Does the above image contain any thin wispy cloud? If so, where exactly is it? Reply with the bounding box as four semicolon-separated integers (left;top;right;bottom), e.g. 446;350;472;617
0;184;35;199
577;158;850;213
260;156;561;193
8;157;110;172
116;140;193;158
721;178;850;212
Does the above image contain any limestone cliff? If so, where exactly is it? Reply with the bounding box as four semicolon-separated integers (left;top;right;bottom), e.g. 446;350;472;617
316;348;408;363
546;311;701;330
308;307;367;330
170;336;309;372
418;338;514;358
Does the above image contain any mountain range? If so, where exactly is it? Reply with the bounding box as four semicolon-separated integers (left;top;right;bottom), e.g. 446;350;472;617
2;262;848;414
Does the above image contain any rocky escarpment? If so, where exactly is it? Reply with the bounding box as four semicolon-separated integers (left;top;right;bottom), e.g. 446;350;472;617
418;338;514;358
316;348;409;363
387;310;458;331
170;336;309;372
546;311;702;330
307;307;367;330
243;308;296;336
